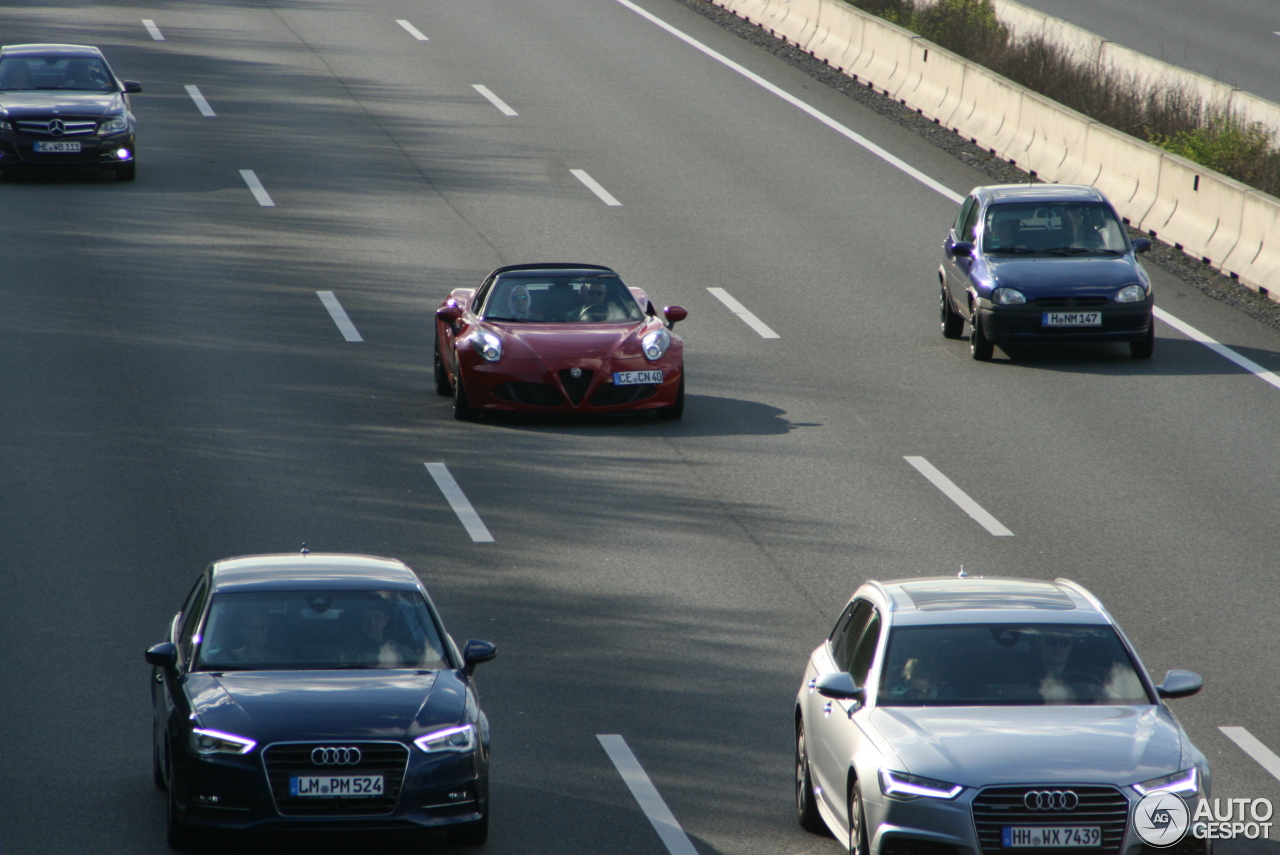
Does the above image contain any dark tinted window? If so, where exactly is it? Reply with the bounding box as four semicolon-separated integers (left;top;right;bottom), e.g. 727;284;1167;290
955;196;979;241
830;600;874;673
480;272;643;323
177;577;209;664
849;612;882;688
0;56;115;91
982;202;1128;254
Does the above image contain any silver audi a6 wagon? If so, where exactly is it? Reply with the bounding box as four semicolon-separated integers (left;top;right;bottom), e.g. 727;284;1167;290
795;576;1207;855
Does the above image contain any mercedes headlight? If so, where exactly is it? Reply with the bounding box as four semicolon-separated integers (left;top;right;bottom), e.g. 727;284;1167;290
414;723;476;754
992;288;1027;306
190;727;256;756
1116;284;1147;303
879;768;964;800
0;120;11;132
1133;767;1198;797
471;332;502;363
641;328;671;361
99;115;128;135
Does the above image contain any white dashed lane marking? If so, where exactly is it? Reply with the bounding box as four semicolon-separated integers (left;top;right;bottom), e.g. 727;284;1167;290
142;19;164;41
424;463;494;543
904;456;1014;536
1155;307;1280;392
570;169;622;206
184;85;215;117
316;292;363;342
597;735;700;855
397;20;429;41
1220;727;1280;783
239;170;275;207
706;287;779;339
473;85;517;117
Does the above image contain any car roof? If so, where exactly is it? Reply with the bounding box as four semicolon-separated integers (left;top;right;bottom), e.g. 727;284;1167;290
1;44;105;58
866;576;1112;626
210;553;423;594
491;263;617;278
976;184;1107;206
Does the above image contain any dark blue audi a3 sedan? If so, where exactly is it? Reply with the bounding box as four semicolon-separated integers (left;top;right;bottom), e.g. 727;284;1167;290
145;553;496;849
940;184;1155;361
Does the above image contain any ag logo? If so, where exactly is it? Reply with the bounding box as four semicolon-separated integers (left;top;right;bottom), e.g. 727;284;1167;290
1134;793;1190;847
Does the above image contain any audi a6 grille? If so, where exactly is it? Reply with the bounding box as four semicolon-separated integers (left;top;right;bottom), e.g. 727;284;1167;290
263;742;408;817
492;382;564;407
972;786;1129;855
1034;297;1109;308
559;369;593;405
589;383;657;406
16;119;97;138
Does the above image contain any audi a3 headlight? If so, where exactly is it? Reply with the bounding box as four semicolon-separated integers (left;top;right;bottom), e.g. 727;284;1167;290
1133;767;1198;797
992;288;1027;306
414;723;476;754
641;328;671;361
98;115;128;135
1116;284;1147;303
471;332;502;363
879;768;964;800
190;727;257;756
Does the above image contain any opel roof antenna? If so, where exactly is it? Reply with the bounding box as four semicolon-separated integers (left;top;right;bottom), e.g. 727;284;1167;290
301;543;309;555
958;565;967;579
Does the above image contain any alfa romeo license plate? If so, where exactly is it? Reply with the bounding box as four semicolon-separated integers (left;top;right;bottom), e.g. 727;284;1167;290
1042;312;1101;326
1003;826;1101;847
34;141;81;153
613;370;663;385
290;775;384;797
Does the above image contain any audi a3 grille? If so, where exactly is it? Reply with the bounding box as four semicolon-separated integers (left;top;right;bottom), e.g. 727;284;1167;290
559;369;593;405
16;119;97;138
971;786;1129;855
263;742;408;816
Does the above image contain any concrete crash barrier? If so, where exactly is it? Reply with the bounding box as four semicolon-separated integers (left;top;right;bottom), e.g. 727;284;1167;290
838;14;917;97
950;68;1020;157
1141;154;1246;268
1226;192;1280;294
807;0;868;75
1085;123;1160;226
896;39;968;127
760;0;822;49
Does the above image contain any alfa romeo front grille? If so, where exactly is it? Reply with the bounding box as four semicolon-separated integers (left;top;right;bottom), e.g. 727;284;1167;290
263;742;408;817
559;369;593;405
972;786;1129;855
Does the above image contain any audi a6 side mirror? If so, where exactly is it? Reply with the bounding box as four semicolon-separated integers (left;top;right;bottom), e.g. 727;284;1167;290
123;81;142;93
951;241;975;258
462;639;497;676
1131;238;1151;254
1156;670;1203;699
436;304;463;324
145;642;178;671
815;671;865;702
663;306;688;328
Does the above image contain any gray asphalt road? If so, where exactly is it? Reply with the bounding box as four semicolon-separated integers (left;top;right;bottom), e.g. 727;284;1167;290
3;1;1280;854
1011;0;1280;105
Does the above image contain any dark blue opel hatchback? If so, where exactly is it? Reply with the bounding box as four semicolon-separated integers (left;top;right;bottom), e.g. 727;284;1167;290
145;553;496;849
940;184;1154;361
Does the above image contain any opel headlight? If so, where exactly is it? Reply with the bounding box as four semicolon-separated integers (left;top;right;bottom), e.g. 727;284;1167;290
1116;284;1147;303
471;332;502;363
992;288;1027;306
879;768;964;800
1133;767;1198;797
190;727;256;756
99;115;128;135
414;723;476;754
641;328;671;361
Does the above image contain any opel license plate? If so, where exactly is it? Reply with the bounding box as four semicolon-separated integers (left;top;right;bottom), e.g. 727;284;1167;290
1042;312;1101;326
1003;827;1101;847
613;370;662;385
34;141;81;153
290;775;384;797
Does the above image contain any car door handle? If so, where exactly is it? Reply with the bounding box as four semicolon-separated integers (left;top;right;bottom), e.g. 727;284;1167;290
822;701;833;717
807;678;817;692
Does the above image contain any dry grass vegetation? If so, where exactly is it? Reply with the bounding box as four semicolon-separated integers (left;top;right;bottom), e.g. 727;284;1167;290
843;0;1280;197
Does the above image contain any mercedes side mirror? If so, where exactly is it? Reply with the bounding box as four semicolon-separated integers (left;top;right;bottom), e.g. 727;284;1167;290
462;639;496;676
145;642;178;672
1156;670;1202;699
815;671;865;702
663;306;688;328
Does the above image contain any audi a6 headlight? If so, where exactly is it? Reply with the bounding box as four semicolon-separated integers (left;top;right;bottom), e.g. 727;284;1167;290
992;287;1027;305
1133;767;1198;797
1116;284;1147;303
471;332;502;363
99;115;128;135
414;723;476;754
641;328;671;361
190;727;257;756
879;768;964;800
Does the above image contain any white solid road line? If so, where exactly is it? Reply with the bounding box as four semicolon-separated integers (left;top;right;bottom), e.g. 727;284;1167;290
396;20;429;41
184;85;215;117
706;287;780;339
570;169;622;206
1155;307;1280;392
142;19;164;41
1220;727;1280;783
473;85;518;117
238;170;275;207
597;735;700;855
904;456;1014;536
424;463;494;543
316;291;363;342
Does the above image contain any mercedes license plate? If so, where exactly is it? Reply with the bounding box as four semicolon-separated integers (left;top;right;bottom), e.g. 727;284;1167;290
613;370;662;385
1042;312;1101;327
290;775;384;797
34;141;81;153
1003;827;1101;847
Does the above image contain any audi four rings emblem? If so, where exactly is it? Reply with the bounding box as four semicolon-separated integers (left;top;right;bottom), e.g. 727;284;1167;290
1024;790;1079;811
311;746;362;766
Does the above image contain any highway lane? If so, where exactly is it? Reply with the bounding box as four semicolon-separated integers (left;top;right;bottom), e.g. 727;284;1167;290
3;0;1280;853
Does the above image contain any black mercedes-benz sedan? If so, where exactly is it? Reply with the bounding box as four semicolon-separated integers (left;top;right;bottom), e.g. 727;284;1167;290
145;553;497;849
0;44;141;180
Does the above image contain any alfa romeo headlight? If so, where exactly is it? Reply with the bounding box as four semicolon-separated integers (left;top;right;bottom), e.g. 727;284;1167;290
641;328;671;361
190;727;256;756
471;332;502;363
414;723;476;754
992;287;1027;305
1133;767;1198;797
1116;284;1147;303
99;115;128;135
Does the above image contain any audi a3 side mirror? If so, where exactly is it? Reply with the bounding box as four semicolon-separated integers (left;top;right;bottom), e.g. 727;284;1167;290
815;671;865;702
145;642;178;671
1156;669;1203;699
462;639;497;676
1131;238;1151;254
663;306;688;328
951;241;975;258
123;81;142;93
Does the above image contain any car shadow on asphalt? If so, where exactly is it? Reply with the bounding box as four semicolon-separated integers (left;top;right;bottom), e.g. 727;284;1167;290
990;337;1280;377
